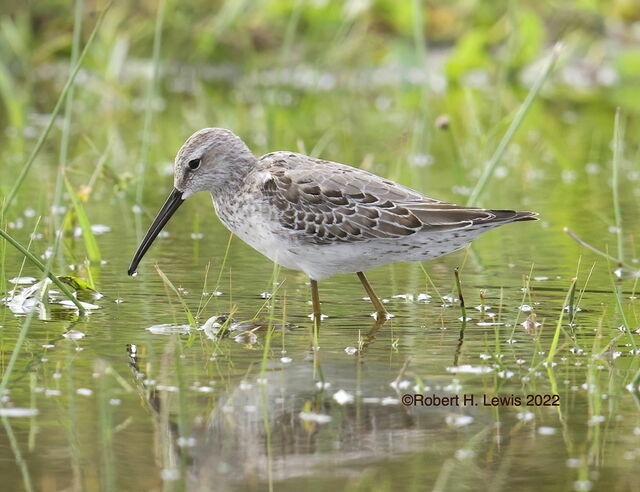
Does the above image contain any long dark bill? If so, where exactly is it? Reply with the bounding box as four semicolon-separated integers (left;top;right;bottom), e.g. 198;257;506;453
128;188;184;276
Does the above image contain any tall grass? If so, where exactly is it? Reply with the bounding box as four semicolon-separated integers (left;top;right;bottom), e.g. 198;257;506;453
547;277;577;364
155;264;196;326
611;108;625;263
135;0;166;208
466;43;561;207
1;5;109;216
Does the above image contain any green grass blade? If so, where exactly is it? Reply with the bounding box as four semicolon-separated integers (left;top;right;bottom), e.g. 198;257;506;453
155;264;195;326
135;0;166;206
1;4;110;216
466;43;560;207
612;108;625;263
64;177;102;263
546;277;577;364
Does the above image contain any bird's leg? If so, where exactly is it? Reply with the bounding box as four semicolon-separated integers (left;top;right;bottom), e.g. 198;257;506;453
310;279;322;324
356;271;388;321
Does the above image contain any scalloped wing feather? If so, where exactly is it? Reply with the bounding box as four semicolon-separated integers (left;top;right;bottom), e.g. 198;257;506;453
257;152;536;245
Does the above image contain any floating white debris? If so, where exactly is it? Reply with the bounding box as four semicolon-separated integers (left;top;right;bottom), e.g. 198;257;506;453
146;324;190;335
0;408;39;417
202;291;223;297
260;292;272;299
563;305;582;312
59;300;100;310
455;449;475;460
63;330;85;340
344;346;358;355
308;313;328;320
381;397;399;405
239;381;252;391
2;278;51;315
160;469;180;481
371;311;394;321
389;379;411;390
446;365;493;374
519;304;533;312
177;437;196;448
362;397;381;404
588;415;605;425
566;458;582;468
76;388;93;396
299;411;332;424
516;412;535;422
444;381;463;392
156;385;179;392
109;398;122;406
474;305;492;311
195;386;214;393
315;381;331;390
9;277;37;285
190;233;204;240
538;426;557;436
498;370;514;379
332;389;354;405
280;356;292;364
91;224;111;235
417;293;432;302
445;414;473;427
534;276;549;281
392;294;414;302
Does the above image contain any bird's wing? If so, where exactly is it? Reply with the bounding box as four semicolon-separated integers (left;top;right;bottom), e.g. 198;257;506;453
257;152;534;245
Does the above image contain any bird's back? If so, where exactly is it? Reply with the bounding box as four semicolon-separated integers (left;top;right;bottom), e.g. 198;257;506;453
254;151;537;246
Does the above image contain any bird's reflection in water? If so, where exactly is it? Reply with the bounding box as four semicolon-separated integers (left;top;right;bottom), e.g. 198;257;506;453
125;326;479;490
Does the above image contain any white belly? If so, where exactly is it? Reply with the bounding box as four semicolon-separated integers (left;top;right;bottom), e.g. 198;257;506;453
212;194;490;280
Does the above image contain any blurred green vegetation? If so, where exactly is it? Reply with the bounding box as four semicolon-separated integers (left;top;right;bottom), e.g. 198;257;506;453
1;4;640;491
0;0;638;256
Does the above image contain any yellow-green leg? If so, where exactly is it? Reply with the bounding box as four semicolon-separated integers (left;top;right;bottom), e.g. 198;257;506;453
357;271;388;320
310;279;322;322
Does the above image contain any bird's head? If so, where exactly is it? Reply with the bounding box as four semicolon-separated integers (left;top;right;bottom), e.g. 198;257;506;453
174;128;255;198
128;128;254;276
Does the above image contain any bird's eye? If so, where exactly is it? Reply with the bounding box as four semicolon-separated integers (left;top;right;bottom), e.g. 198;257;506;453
188;158;201;170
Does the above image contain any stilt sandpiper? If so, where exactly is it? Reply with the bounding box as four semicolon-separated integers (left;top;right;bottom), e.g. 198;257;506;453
128;128;537;321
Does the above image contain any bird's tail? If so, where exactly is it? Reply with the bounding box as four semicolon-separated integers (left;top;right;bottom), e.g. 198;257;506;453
489;209;539;223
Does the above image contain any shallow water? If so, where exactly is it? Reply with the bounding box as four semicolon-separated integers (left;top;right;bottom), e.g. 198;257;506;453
1;53;640;492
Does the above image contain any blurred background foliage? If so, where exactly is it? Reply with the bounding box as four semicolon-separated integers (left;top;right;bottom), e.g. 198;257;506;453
0;0;638;220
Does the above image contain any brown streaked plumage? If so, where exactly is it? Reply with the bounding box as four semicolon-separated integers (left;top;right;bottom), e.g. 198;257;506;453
128;128;537;323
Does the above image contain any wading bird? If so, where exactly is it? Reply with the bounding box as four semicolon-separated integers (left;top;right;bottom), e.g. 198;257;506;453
128;128;537;322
